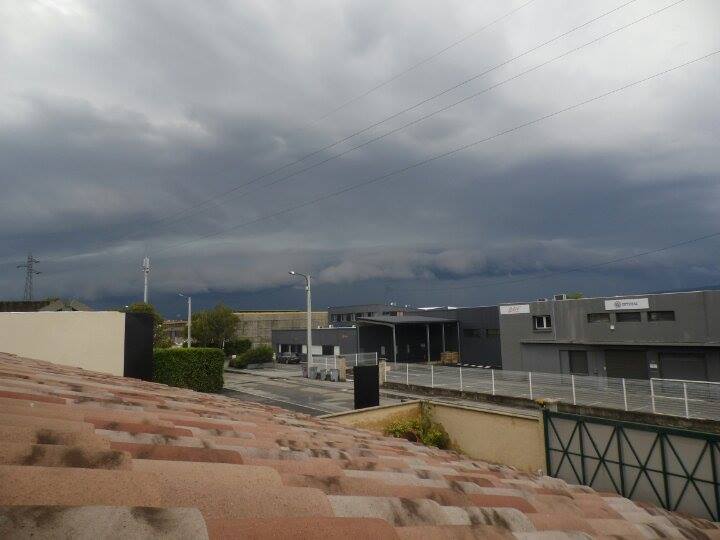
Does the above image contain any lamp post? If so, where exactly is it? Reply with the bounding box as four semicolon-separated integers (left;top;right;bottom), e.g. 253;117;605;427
289;271;312;367
178;293;191;347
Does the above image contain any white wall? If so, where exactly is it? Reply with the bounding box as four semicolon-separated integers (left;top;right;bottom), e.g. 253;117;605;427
0;311;126;376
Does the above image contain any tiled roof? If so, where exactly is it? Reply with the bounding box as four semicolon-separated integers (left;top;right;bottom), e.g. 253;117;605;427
0;352;718;539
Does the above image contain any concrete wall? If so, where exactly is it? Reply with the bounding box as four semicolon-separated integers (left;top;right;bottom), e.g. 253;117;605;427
323;400;545;473
428;402;545;473
0;311;127;376
235;311;328;346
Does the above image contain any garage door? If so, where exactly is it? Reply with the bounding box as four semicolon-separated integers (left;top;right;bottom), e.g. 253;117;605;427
659;353;707;381
605;350;648;380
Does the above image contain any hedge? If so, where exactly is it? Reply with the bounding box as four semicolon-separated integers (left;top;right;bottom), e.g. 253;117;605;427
153;348;225;393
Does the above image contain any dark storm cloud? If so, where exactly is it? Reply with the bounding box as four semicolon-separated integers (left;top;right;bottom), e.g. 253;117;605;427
1;0;719;308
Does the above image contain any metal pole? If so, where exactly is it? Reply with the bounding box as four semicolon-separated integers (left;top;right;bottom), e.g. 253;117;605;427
650;379;656;413
529;372;533;400
622;378;628;411
571;374;576;405
441;324;446;352
142;256;150;303
406;363;409;385
431;365;434;388
187;297;192;347
306;275;313;369
459;366;463;392
491;369;496;395
683;382;689;419
392;325;397;363
426;324;430;363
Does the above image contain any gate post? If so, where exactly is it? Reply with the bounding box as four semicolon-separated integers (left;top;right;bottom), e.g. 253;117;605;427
650;379;657;413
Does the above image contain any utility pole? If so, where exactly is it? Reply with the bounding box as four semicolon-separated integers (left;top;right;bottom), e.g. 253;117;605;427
17;254;40;301
141;256;151;303
289;271;312;367
178;293;191;347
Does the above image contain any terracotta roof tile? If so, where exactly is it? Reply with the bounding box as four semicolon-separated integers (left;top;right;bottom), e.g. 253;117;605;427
0;352;719;539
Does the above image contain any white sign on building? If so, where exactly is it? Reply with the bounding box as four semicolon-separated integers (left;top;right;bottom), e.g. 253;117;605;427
604;298;649;311
500;304;531;315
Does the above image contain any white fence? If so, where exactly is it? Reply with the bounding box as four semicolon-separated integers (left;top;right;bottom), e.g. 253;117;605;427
309;352;378;370
384;363;720;421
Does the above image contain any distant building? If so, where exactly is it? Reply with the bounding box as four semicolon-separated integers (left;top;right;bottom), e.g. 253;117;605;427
234;310;328;347
499;290;720;381
164;320;187;347
0;299;92;312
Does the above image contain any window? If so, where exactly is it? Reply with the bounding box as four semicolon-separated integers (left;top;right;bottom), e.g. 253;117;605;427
534;315;552;330
569;350;589;375
355;313;363;319
587;313;610;323
382;311;390;315
648;311;675;322
347;313;354;321
366;312;373;317
463;329;483;338
616;311;641;322
486;328;500;337
321;345;334;355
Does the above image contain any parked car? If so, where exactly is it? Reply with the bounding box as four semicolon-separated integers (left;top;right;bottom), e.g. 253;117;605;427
278;352;301;364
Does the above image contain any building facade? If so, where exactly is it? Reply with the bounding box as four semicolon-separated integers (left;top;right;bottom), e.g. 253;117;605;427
272;327;358;357
234;310;328;347
499;290;720;381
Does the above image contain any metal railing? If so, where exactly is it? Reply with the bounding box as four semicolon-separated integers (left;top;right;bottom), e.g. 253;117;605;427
384;363;720;421
309;352;378;370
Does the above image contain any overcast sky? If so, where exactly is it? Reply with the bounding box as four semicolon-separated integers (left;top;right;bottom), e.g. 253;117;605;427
1;0;719;315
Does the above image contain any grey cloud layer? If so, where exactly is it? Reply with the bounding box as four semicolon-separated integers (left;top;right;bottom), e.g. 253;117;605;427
1;0;719;305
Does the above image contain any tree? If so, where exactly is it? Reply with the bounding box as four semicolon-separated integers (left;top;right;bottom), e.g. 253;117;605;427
124;302;170;347
566;292;584;300
191;303;238;347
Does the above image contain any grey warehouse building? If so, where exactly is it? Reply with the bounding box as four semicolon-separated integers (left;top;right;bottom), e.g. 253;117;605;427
272;304;502;366
499;290;720;381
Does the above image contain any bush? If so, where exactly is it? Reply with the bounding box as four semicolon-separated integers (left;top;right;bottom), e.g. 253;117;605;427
383;405;450;449
224;338;251;357
229;355;248;369
153;348;225;393
238;345;274;365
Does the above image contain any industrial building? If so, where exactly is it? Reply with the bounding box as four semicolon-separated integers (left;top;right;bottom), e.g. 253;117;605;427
272;304;502;366
499;290;720;381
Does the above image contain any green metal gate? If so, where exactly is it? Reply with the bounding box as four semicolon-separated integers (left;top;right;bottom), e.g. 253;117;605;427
544;410;720;520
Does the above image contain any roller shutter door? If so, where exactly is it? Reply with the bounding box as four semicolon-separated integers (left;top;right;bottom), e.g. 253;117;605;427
604;349;648;379
659;353;707;381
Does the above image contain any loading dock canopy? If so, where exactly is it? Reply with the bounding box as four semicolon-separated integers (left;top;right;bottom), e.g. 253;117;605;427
356;315;459;363
356;315;455;325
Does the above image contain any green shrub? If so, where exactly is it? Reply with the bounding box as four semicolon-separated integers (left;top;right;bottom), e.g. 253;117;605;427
153;348;224;393
383;405;450;449
229;355;248;369
238;345;274;365
224;338;251;357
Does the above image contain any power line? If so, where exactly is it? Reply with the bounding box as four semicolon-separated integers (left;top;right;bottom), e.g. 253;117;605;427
114;0;640;239
152;49;720;257
308;0;538;125
159;0;682;232
392;231;720;293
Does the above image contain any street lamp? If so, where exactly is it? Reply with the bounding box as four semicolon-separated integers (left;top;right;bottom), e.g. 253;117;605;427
178;293;192;347
289;270;312;367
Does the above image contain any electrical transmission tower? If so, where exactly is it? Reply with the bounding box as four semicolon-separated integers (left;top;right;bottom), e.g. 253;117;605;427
142;256;151;303
17;254;41;301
